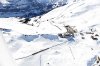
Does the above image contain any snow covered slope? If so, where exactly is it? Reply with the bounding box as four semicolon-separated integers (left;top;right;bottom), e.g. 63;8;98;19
0;0;70;18
0;32;18;66
0;0;100;66
0;0;9;4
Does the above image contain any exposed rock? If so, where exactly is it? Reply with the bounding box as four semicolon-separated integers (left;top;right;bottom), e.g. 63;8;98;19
91;35;98;40
58;25;77;38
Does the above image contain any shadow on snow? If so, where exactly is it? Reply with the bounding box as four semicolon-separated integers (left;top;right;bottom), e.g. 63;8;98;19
19;34;75;42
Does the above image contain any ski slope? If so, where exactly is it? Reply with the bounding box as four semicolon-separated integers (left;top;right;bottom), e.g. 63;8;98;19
0;0;100;66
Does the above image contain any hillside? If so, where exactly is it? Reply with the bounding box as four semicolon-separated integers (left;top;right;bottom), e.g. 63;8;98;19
0;0;70;17
0;0;100;66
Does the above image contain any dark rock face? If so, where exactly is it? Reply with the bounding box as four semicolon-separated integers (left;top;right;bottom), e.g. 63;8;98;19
0;0;67;18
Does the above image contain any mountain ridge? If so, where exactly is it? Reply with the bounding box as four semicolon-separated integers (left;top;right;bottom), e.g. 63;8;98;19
0;0;72;18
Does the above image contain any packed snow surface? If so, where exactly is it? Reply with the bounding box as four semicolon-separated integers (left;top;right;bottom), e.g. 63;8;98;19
0;0;100;66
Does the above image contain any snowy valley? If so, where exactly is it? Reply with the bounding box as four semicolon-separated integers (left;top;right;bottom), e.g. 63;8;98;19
0;0;100;66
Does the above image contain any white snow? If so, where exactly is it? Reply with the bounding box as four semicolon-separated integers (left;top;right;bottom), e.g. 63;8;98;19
0;32;18;66
0;0;9;4
0;0;100;66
